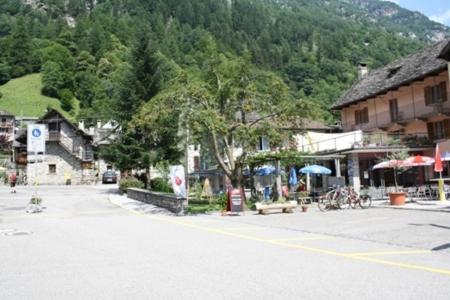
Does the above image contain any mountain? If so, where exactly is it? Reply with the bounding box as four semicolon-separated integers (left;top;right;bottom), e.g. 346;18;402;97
266;0;450;43
0;0;448;124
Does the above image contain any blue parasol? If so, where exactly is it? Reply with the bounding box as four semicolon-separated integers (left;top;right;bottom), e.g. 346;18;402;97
299;165;331;175
289;167;298;186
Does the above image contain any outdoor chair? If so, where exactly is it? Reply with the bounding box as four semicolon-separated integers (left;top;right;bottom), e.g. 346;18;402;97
406;187;417;200
416;186;430;200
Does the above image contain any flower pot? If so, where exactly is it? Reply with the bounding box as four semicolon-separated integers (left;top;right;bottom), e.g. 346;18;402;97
301;206;308;212
389;192;406;206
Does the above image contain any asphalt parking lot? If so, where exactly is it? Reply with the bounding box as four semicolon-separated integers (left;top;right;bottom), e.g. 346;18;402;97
1;185;450;299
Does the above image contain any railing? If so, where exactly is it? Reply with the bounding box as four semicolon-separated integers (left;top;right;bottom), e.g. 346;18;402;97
0;121;13;128
48;131;60;141
298;131;432;153
82;150;94;161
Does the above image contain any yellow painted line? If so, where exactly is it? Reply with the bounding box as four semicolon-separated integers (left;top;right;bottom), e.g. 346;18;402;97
179;219;218;223
219;227;266;231
349;250;431;257
270;236;335;242
110;198;450;277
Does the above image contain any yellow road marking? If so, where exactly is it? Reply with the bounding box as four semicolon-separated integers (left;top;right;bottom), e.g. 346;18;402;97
111;199;450;277
270;236;335;242
349;250;431;257
219;227;266;231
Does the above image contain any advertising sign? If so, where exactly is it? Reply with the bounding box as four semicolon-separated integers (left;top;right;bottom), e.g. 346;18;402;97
169;165;186;198
27;124;46;154
227;189;244;213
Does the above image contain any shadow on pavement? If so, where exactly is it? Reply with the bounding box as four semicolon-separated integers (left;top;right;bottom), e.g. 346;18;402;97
432;243;450;251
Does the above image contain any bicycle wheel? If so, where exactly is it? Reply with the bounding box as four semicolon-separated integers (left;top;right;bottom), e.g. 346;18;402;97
359;195;372;209
318;191;333;211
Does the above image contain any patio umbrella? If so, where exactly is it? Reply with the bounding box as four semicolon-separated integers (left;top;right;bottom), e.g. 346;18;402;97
404;155;434;166
289;167;298;186
372;160;411;169
299;165;331;175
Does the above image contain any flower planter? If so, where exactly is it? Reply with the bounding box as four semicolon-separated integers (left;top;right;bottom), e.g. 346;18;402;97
301;205;308;212
389;192;406;206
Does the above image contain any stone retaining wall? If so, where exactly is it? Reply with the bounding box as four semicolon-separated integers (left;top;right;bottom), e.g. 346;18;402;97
127;188;187;215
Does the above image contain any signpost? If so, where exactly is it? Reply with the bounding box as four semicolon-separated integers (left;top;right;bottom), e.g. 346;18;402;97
27;124;46;194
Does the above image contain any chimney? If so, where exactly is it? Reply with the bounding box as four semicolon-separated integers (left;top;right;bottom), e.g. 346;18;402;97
78;120;85;131
97;120;102;128
358;63;368;79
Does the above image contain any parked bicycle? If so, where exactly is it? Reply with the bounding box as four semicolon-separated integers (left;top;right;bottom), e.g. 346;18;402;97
318;186;371;211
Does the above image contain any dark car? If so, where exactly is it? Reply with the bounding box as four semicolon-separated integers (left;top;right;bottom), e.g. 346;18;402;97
102;170;117;184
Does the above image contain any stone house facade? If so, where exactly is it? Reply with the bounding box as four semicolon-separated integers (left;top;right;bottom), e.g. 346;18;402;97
26;110;95;185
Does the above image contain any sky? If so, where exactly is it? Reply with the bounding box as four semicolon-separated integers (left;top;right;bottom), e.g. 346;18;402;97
386;0;450;26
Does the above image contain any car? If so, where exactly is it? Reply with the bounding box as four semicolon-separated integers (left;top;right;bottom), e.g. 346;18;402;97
102;170;117;184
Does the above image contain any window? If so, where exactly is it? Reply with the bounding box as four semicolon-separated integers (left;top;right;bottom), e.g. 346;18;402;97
427;120;450;140
193;156;200;171
48;122;60;132
258;136;270;151
425;82;448;105
389;99;399;122
48;164;56;174
355;107;369;125
1;118;6;123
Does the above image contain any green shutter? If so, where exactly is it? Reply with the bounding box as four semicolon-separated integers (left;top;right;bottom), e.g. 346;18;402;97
440;82;448;102
444;120;450;139
427;122;435;140
424;87;432;106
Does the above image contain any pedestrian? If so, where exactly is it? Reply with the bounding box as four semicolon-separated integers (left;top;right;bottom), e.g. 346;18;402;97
9;172;17;193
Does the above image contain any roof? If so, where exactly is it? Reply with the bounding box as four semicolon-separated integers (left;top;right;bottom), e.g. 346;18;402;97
0;110;14;117
39;109;92;140
333;39;450;110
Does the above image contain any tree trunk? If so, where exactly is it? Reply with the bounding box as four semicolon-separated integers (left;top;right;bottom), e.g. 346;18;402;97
393;168;398;192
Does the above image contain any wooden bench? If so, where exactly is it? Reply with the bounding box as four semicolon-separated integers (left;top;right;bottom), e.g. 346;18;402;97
255;201;298;215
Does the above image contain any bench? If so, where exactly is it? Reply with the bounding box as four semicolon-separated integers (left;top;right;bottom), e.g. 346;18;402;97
255;201;298;215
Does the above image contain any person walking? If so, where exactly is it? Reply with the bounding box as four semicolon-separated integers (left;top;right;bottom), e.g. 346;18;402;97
9;172;17;193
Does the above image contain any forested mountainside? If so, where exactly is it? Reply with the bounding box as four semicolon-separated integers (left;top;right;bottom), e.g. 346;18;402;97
0;0;448;123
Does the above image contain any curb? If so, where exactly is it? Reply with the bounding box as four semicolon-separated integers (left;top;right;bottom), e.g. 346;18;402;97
372;205;450;213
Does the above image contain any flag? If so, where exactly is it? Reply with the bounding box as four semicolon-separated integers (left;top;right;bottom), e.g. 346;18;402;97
434;144;443;173
169;165;186;198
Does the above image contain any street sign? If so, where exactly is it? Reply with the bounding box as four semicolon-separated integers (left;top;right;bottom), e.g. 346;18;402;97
27;124;46;154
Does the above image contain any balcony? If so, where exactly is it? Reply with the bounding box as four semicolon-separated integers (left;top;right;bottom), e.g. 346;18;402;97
48;131;61;141
298;131;432;153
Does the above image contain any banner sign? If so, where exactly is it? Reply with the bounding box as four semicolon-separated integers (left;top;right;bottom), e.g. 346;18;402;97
27;124;46;154
169;165;186;198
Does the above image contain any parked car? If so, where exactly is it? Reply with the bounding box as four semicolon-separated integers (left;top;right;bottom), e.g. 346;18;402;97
102;170;117;184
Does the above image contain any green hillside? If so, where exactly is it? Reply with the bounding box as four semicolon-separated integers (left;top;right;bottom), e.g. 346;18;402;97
0;73;72;119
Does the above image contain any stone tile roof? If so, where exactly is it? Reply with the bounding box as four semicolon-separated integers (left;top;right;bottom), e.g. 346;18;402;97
333;39;450;110
0;110;13;117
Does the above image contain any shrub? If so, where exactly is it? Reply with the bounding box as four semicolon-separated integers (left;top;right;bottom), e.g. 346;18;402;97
151;177;173;193
119;177;144;193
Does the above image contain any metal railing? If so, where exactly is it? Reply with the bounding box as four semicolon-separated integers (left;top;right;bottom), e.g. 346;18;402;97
298;131;432;153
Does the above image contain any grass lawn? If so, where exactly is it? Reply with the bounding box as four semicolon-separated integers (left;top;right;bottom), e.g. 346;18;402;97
0;73;75;120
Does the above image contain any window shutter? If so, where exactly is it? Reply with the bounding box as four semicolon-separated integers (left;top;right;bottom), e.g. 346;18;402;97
440;82;448;102
364;107;369;123
444;119;450;139
424;87;432;106
427;122;435;140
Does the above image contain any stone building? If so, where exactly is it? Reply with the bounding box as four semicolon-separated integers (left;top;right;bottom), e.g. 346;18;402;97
20;110;95;185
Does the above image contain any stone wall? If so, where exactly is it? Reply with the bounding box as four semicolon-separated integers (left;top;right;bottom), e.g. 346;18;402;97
127;188;187;215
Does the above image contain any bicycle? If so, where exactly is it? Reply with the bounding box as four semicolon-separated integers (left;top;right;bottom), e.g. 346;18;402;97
342;187;372;209
318;187;348;211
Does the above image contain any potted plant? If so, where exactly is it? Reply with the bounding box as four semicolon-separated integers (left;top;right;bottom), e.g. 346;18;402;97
26;195;43;213
380;150;410;206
